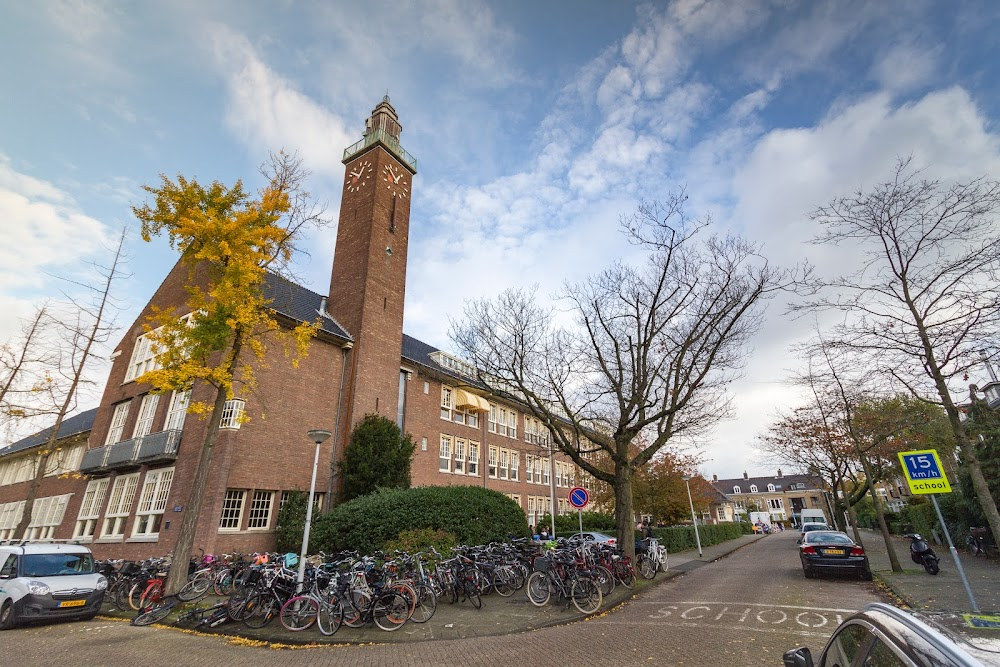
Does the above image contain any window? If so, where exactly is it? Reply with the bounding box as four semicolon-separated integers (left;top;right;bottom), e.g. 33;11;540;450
439;435;452;473
24;494;71;540
74;478;109;540
101;473;140;539
220;399;245;429
247;490;275;530
821;623;872;667
133;468;174;537
467;442;480;475
508;494;521;508
768;498;783;510
105;401;131;445
767;484;776;492
863;640;907;667
488;404;518;438
749;485;758;493
219;489;246;531
534;456;543;485
733;486;741;493
525;454;535;483
488;445;498;478
440;385;479;427
165;389;190;431
509;451;519;481
133;394;160;439
454;439;465;475
44;443;85;477
0;501;25;541
499;448;509;480
796;483;805;490
397;370;407;429
440;386;454;421
421;437;427;451
0;554;16;578
124;330;162;382
542;457;550;485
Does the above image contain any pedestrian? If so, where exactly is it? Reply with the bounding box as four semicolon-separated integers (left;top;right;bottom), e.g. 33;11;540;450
641;521;653;540
529;524;535;538
540;526;549;540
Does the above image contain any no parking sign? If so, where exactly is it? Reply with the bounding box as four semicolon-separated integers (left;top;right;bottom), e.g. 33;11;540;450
569;486;589;509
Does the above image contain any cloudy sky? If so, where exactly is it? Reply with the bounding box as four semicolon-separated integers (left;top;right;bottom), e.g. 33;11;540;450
2;1;1000;478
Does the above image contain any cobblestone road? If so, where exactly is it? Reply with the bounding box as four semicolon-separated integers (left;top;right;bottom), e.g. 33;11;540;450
4;531;885;667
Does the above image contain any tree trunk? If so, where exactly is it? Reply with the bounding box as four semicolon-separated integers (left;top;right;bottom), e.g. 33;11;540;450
857;453;901;572
614;463;635;560
164;385;229;596
949;413;1000;550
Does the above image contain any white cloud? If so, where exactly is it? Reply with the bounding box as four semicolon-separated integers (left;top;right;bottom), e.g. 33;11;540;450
0;156;111;342
871;42;941;93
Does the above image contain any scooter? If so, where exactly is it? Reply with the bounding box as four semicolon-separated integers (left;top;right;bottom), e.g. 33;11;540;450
903;533;940;575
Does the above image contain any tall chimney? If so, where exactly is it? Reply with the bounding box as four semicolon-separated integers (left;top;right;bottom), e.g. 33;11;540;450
777;468;783;479
713;474;718;482
743;471;748;480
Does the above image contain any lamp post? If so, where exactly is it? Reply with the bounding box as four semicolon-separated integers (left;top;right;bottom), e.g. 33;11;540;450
298;429;332;589
682;474;703;558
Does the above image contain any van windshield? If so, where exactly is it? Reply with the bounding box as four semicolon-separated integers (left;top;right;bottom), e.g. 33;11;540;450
21;553;94;577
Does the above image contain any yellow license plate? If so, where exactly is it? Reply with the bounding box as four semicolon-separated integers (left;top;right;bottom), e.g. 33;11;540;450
59;599;86;608
824;549;845;555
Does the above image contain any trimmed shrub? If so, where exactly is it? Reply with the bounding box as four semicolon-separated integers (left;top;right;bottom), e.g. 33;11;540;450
645;523;746;552
339;413;416;502
274;490;310;553
383;528;458;555
535;511;616;535
312;485;530;554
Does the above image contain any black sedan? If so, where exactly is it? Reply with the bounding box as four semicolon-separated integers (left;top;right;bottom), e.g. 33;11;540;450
799;530;872;580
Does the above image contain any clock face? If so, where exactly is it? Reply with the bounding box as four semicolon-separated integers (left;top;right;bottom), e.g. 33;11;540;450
345;160;373;193
382;163;409;199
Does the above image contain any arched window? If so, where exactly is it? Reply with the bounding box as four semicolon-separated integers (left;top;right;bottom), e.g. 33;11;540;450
767;484;776;492
733;486;741;494
750;484;758;493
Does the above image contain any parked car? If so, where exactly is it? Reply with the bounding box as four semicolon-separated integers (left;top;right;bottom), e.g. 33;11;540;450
783;602;998;667
798;522;830;543
799;530;872;580
0;543;107;629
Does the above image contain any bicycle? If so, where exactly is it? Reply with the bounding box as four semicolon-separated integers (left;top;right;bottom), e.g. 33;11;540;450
967;527;996;558
173;600;230;629
131;595;180;627
526;552;602;614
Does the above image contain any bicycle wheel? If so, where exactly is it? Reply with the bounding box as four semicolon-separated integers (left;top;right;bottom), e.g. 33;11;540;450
139;581;163;609
409;584;437;624
279;595;318;632
316;596;344;636
570;577;602;614
226;589;252;621
132;598;178;626
615;561;635;589
637;554;656;580
178;573;210;602
492;567;518;597
526;572;551;606
372;592;409;631
595;565;615;597
214;571;234;596
463;579;482;610
242;592;279;629
127;582;146;611
341;590;371;628
390;582;417;619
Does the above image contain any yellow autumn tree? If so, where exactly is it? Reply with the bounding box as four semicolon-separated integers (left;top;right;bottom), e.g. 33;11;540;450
132;152;328;595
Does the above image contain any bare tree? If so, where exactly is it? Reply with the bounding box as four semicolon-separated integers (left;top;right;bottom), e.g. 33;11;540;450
13;229;127;538
0;307;59;441
452;200;800;556
800;158;1000;547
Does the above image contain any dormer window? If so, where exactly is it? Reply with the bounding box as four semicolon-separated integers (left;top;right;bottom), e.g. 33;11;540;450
767;484;776;492
733;486;741;494
750;485;758;493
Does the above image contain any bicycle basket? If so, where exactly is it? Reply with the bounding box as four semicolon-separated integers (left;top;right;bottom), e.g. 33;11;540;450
244;569;263;585
533;557;550;573
120;561;141;576
635;540;649;554
971;527;988;538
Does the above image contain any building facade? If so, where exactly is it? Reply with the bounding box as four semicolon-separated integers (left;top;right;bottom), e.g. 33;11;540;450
0;98;589;557
710;470;830;526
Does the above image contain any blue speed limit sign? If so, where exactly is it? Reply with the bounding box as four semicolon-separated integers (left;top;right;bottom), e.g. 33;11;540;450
569;486;589;509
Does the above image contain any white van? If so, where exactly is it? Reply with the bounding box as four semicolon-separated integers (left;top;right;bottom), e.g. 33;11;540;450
800;509;827;526
0;543;107;629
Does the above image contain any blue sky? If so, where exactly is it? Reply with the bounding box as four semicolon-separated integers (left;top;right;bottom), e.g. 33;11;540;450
3;1;1000;478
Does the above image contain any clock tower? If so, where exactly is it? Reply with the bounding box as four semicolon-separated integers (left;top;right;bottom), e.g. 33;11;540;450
329;96;417;434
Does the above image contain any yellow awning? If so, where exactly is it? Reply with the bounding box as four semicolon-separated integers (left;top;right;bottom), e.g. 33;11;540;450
455;389;490;412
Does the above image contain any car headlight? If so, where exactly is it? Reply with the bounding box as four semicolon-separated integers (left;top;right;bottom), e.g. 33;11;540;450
26;580;51;596
96;575;108;591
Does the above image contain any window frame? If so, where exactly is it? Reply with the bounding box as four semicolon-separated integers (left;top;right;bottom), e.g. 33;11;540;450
74;478;109;540
219;489;247;532
101;472;140;539
467;442;480;476
247;490;275;531
105;401;131;445
439;435;453;473
454;439;466;475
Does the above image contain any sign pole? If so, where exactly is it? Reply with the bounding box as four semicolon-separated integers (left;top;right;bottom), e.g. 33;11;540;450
578;508;583;536
929;493;979;612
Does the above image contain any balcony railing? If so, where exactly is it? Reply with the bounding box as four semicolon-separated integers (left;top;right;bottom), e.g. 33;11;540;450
342;127;417;171
79;430;182;473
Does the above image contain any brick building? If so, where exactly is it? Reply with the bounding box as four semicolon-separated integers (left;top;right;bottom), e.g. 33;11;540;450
0;97;587;557
710;470;831;526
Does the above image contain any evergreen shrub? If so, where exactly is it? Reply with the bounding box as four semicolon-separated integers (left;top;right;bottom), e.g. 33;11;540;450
312;485;530;554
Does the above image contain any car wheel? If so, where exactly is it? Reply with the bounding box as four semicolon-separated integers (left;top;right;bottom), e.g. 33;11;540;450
802;567;814;579
0;600;16;630
860;570;873;581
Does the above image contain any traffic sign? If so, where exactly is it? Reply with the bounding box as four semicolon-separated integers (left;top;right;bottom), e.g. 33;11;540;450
898;449;952;495
568;486;589;509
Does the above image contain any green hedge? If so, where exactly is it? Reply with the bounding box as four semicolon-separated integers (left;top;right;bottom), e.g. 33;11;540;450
311;486;530;554
535;512;617;534
645;523;747;552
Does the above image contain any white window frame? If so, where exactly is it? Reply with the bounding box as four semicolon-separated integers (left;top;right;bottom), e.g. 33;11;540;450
247;490;275;530
525;454;535;484
733;486;741;494
0;501;26;541
509;450;519;481
133;394;160;439
499;448;509;480
165;389;190;432
133;468;174;537
541;457;550;485
467;442;480;476
25;494;71;541
44;443;85;477
219;489;246;531
439;435;452;473
767;484;776;492
105;401;131;445
454;439;466;475
750;485;758;493
101;473;140;539
488;445;498;478
220;399;245;429
440;387;454;421
124;330;162;382
74;478;109;540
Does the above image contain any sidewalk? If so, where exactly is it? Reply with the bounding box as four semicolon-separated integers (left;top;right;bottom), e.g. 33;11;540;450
860;529;1000;614
107;532;767;645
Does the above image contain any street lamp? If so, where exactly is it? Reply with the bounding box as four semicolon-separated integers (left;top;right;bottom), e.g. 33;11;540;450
298;429;332;589
682;474;703;558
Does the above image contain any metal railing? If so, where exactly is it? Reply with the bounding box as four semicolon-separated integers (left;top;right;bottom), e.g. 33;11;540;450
342;127;417;171
79;429;182;472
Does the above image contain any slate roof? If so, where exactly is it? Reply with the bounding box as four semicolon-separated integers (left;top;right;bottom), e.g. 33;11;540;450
401;334;489;388
263;272;351;341
711;472;826;496
0;408;98;458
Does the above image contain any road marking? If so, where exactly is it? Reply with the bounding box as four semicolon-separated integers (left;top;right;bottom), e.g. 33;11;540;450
639;602;849;632
632;600;855;613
